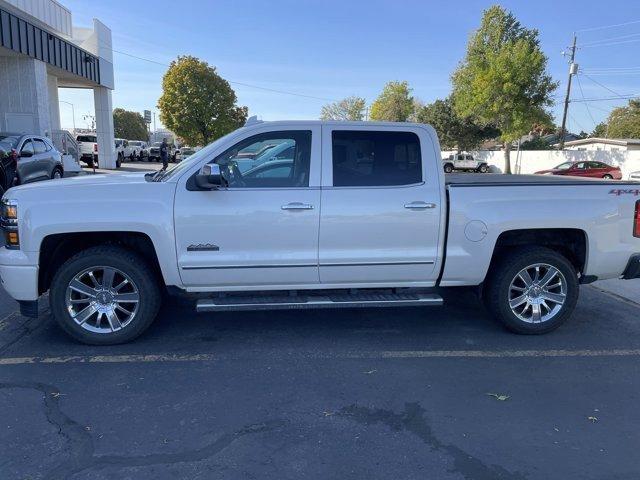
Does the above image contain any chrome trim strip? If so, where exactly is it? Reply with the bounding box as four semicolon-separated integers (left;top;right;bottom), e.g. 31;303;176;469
182;261;434;270
320;261;435;267
182;264;316;270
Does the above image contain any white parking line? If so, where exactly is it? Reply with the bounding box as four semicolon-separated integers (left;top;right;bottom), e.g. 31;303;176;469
1;348;640;366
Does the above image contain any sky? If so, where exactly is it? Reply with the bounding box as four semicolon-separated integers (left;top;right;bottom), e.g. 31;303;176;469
58;0;640;136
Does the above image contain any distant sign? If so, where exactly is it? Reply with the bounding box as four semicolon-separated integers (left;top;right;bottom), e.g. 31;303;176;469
144;110;151;123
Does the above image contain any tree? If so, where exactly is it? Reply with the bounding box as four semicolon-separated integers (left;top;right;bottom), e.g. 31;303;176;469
415;97;499;151
591;122;608;138
320;96;366;121
451;6;557;173
113;108;148;140
158;56;248;146
369;81;414;122
605;99;640;138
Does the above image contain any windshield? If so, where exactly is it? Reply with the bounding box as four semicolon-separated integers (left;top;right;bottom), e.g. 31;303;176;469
129;141;142;146
152;130;242;182
554;162;573;170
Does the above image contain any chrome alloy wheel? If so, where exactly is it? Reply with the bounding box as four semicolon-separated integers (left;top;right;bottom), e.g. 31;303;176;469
508;263;567;324
65;266;140;333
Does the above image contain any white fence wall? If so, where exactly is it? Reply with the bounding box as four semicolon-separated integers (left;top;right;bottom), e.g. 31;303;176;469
442;150;640;179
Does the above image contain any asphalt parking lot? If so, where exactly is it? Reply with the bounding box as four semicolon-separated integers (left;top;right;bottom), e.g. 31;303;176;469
1;279;639;479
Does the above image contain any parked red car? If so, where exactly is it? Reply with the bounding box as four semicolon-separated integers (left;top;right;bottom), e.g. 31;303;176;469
535;161;622;179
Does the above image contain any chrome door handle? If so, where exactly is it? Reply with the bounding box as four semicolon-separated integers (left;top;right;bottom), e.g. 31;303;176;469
282;202;314;210
404;202;436;209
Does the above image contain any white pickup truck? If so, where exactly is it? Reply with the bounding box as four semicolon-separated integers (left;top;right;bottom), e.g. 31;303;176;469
2;120;640;345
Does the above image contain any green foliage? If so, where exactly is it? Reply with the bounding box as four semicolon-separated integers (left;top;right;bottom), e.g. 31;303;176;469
415;97;499;151
320;96;366;121
158;56;248;146
520;136;551;150
370;81;414;122
113;108;148;140
451;5;557;172
605;99;640;138
591;122;608;138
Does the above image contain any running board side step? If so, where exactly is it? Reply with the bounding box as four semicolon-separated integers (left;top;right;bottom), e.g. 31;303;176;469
196;292;443;312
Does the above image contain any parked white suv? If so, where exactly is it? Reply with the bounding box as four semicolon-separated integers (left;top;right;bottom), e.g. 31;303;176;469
443;153;489;173
76;134;98;168
2;120;640;344
127;140;148;161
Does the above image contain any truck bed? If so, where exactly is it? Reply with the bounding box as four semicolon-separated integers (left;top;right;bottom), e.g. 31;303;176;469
445;173;637;187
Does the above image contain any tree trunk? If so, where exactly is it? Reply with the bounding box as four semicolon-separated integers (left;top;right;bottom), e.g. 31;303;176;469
503;143;512;175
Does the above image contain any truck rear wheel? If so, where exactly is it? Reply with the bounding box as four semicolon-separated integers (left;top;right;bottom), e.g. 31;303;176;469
50;246;161;345
444;163;453;173
483;247;579;334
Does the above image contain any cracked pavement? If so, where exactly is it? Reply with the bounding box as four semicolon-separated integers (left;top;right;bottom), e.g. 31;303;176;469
1;284;640;479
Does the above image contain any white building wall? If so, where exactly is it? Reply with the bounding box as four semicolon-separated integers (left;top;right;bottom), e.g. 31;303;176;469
0;56;51;134
1;0;72;37
443;149;640;179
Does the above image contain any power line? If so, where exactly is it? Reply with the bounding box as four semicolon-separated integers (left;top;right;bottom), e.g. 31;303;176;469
580;38;640;48
580;73;625;97
108;46;336;103
577;19;640;33
580;31;640;46
575;75;597;127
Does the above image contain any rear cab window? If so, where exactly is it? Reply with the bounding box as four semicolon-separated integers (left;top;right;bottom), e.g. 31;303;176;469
330;130;422;187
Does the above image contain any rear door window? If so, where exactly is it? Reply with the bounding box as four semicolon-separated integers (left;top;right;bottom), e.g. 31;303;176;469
34;139;47;154
331;130;422;187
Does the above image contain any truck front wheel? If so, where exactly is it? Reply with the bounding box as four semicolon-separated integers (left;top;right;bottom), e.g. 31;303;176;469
483;247;579;334
444;163;453;173
50;246;161;345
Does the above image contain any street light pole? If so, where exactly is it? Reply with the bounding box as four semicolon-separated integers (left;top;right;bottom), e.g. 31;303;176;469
58;100;76;132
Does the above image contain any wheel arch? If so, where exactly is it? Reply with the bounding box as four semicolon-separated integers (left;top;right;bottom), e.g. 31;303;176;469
38;231;164;295
488;228;588;279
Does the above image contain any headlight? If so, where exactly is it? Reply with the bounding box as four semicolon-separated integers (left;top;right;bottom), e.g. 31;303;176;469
1;198;19;249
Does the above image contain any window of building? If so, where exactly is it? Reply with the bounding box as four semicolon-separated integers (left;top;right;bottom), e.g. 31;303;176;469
332;130;422;187
213;131;311;188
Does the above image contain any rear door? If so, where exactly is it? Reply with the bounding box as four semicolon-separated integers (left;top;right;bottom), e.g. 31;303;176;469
319;125;442;285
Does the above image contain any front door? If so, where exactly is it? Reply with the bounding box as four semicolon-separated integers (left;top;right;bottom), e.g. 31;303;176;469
174;126;321;289
319;126;443;285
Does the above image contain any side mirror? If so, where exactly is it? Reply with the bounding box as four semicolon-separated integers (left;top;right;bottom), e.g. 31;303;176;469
19;150;33;158
195;163;224;190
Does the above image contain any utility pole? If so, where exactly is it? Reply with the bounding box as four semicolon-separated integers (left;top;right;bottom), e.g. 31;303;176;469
559;34;577;150
153;112;157;139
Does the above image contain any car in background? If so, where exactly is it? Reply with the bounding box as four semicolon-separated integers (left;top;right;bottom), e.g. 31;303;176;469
235;140;295;173
148;141;177;162
442;153;489;173
179;147;196;161
0;133;64;190
128;140;148;161
535;161;622;179
76;134;98;167
628;171;640;181
114;138;132;167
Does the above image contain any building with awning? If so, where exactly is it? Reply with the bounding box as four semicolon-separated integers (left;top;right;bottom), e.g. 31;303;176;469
0;0;117;168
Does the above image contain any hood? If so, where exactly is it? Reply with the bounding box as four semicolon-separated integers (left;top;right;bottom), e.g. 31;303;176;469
534;169;560;174
6;172;150;195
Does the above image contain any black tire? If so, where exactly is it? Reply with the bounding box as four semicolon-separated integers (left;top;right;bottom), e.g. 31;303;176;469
478;164;489;173
483;247;579;334
603;174;613;179
117;154;123;169
49;246;161;345
51;167;63;179
444;163;453;173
